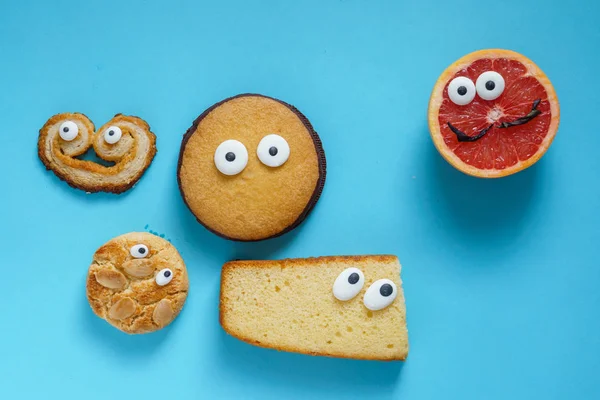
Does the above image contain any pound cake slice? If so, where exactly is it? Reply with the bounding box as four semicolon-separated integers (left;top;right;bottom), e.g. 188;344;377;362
219;255;408;361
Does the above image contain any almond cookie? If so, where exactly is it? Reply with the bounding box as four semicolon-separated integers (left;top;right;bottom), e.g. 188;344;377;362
177;94;327;241
38;113;156;194
86;232;189;334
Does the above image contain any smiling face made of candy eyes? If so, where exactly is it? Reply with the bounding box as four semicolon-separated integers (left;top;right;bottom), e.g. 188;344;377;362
428;50;559;178
86;232;189;334
332;267;398;311
440;58;551;144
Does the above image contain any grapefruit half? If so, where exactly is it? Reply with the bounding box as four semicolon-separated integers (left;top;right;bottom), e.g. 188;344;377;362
428;49;560;178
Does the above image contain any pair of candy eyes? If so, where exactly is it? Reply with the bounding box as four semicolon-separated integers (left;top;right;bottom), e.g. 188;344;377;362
332;267;397;311
129;244;173;286
58;121;123;145
214;134;290;176
448;71;506;106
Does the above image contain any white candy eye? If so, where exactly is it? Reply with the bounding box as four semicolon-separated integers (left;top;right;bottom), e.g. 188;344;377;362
155;268;173;286
476;71;505;101
59;121;78;141
363;279;397;311
214;140;248;175
130;244;149;259
448;76;476;106
333;267;365;301
104;126;122;144
257;134;290;167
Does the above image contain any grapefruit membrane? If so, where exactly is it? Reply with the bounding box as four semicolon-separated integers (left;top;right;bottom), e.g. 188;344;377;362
428;49;560;178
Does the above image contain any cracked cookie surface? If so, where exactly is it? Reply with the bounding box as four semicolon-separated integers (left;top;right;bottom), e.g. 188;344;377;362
86;232;189;334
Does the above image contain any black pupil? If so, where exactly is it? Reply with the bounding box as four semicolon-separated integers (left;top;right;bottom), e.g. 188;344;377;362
225;152;236;162
164;270;171;278
380;283;393;297
63;127;69;132
348;272;360;285
269;146;278;156
457;86;467;96
485;81;496;91
138;247;146;254
108;130;114;136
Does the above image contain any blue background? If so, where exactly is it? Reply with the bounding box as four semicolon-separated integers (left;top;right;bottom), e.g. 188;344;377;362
1;0;599;399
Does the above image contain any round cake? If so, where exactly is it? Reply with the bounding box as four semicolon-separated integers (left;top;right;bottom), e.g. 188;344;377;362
177;94;326;241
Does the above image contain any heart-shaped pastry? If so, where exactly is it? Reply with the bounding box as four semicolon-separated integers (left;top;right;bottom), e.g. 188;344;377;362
38;113;156;194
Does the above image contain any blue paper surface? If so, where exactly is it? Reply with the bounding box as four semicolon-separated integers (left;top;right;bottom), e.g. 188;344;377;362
1;0;599;399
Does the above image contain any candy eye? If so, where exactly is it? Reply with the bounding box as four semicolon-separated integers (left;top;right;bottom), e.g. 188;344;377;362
104;126;122;144
363;279;397;311
332;267;365;301
214;140;248;175
59;121;79;141
448;76;476;106
476;71;505;101
155;268;173;286
130;244;149;259
257;134;290;167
